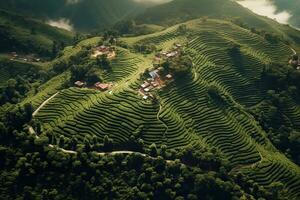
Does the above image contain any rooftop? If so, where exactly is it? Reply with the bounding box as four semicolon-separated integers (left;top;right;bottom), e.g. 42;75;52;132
95;82;110;90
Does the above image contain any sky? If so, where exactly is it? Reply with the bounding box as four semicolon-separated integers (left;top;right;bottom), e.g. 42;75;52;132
236;0;292;24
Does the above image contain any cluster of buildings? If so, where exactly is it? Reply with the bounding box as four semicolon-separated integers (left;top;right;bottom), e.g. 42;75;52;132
139;69;173;100
74;81;113;91
10;52;41;62
74;45;116;91
91;45;116;59
154;43;182;64
139;43;184;100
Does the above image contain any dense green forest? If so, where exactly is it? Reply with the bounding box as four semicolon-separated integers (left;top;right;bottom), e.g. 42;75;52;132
0;9;73;56
0;103;290;199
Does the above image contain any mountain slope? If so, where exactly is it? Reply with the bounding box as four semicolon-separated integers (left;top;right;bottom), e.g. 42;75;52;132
0;0;146;32
0;9;73;56
21;18;300;199
135;0;300;49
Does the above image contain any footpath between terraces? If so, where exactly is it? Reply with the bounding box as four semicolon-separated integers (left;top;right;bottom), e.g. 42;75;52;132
28;92;176;164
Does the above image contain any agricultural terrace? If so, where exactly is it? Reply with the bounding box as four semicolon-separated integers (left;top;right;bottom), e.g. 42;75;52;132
32;19;300;198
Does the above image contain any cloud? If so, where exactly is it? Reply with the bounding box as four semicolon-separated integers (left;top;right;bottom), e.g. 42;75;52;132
46;18;74;31
237;0;292;24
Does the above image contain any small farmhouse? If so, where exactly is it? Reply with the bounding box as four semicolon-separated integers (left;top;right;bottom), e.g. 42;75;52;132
75;81;86;87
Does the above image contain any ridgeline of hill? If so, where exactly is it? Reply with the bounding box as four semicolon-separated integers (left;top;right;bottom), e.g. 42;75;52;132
135;0;300;49
1;17;298;199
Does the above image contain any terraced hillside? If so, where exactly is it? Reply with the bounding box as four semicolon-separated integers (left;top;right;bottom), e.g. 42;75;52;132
0;55;43;88
136;0;300;50
32;19;300;198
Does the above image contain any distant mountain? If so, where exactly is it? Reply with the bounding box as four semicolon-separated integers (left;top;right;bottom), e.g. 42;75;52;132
0;0;147;32
0;9;73;56
135;0;300;48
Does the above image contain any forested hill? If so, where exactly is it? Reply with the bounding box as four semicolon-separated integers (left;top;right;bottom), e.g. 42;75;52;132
0;0;146;32
135;0;300;49
0;9;73;56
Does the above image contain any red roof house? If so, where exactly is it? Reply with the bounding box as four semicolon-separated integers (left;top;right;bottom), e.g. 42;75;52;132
95;82;109;90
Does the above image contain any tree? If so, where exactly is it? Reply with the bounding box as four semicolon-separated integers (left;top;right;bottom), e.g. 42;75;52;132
268;182;287;199
53;61;67;73
103;135;113;152
24;103;33;122
113;20;135;35
168;55;192;75
178;25;187;34
0;122;8;140
70;65;88;82
149;143;158;157
160;144;167;158
86;68;101;85
52;41;58;58
58;135;65;148
70;136;78;150
97;54;111;71
264;33;280;43
5;79;17;100
34;135;49;147
84;136;91;152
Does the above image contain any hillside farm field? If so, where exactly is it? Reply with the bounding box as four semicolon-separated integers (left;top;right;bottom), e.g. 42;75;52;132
33;19;300;198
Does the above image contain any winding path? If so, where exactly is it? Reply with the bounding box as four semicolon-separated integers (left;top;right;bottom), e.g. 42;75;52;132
290;47;297;56
28;92;177;164
32;92;59;117
30;126;176;163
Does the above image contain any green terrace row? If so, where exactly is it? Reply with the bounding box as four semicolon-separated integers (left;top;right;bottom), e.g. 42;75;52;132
159;76;262;165
244;159;300;199
37;88;194;149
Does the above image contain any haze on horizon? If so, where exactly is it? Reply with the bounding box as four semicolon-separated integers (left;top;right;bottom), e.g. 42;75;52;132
237;0;292;24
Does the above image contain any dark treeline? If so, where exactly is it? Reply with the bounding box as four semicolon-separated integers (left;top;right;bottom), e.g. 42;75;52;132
0;103;289;200
0;98;292;198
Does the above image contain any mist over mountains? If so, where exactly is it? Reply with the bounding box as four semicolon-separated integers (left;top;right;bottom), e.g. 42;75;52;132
270;0;300;28
236;0;300;28
1;0;299;32
0;0;147;32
